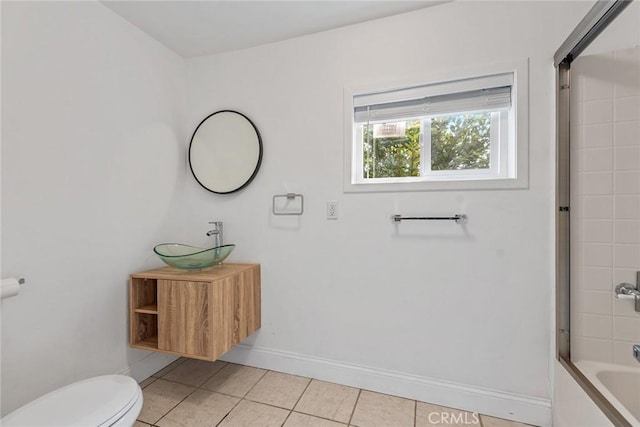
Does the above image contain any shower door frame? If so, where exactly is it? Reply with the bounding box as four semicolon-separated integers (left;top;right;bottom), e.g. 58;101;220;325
555;1;633;426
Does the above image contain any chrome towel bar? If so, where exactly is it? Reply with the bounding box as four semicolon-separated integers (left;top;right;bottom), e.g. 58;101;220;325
272;193;304;216
392;214;467;224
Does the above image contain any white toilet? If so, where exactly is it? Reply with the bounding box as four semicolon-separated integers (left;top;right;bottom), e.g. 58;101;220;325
2;375;143;427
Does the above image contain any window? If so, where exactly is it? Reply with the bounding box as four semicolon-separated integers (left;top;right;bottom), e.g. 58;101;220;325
344;63;528;192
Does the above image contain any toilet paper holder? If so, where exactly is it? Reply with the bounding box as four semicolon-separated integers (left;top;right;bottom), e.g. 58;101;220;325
2;277;25;285
1;277;25;300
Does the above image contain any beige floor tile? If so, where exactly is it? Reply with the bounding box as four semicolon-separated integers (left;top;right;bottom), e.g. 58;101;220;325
138;379;196;424
134;422;152;427
245;371;311;409
153;358;187;378
480;415;532;427
350;390;415;427
285;412;347;427
218;399;290;427
294;379;359;423
416;402;480;426
161;358;227;387
139;376;158;389
201;363;267;397
156;389;239;427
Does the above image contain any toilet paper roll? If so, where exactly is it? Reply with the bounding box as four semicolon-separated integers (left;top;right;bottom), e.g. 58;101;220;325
1;278;21;299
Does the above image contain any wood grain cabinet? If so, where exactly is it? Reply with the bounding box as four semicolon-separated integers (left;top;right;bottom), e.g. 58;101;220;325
129;263;260;361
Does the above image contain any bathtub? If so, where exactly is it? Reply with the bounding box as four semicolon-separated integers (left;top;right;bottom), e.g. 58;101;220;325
575;360;640;426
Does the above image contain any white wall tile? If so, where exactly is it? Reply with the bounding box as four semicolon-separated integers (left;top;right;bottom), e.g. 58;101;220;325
613;341;639;367
614;195;640;219
571;97;583;125
572;271;584;314
581;337;613;363
583;290;613;315
613;171;640;194
583;196;613;219
583;124;613;148
572;66;585;101
571;152;584;199
613;268;639;287
613;47;640;97
581;53;614;101
613;244;640;268
584;148;613;172
583;172;613;195
584;75;614;102
613;293;640;318
575;46;640;369
570;336;584;362
583;314;613;339
614;96;640;122
613;317;640;341
613;146;640;171
584;100;613;125
614;122;640;146
571;198;584;234
571;244;583;273
584;244;613;267
614;220;640;244
571;125;585;151
583;220;612;243
582;267;612;291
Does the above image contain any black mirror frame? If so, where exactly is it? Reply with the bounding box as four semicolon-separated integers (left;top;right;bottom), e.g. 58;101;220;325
188;110;263;194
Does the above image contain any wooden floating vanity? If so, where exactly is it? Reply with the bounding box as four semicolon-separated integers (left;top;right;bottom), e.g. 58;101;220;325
129;263;260;361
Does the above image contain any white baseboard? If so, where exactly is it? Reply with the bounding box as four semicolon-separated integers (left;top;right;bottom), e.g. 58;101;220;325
220;344;552;427
120;352;180;382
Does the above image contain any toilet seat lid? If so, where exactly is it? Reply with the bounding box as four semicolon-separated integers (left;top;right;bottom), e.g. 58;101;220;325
2;375;141;427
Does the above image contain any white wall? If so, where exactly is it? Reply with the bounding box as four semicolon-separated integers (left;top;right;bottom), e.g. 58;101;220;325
183;2;593;425
1;1;187;415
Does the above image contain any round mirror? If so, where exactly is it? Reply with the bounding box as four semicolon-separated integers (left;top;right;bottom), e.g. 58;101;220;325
189;110;263;194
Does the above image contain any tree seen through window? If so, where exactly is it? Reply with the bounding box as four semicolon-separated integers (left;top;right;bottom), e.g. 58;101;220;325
362;112;491;178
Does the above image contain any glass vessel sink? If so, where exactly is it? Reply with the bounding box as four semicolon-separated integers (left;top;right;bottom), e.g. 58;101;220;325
153;243;235;270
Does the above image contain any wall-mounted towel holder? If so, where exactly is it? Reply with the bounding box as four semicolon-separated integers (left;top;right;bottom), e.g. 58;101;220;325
392;214;467;224
273;193;304;216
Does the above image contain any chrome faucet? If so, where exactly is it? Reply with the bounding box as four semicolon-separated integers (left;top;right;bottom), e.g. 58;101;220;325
206;221;223;248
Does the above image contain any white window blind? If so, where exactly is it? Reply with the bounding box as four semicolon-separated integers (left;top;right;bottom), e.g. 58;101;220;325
353;73;513;123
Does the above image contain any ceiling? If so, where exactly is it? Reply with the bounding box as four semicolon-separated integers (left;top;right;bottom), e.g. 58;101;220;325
101;1;445;58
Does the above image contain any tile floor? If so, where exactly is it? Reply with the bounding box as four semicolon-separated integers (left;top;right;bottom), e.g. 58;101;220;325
135;358;532;427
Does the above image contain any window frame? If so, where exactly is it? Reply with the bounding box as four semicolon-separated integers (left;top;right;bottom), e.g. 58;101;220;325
343;60;529;192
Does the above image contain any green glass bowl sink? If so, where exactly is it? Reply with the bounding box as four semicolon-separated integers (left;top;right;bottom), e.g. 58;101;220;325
153;243;235;270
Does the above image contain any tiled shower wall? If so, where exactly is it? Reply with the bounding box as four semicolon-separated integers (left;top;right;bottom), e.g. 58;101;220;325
570;45;640;367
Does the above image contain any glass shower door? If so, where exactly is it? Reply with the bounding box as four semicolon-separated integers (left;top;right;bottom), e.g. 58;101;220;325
569;44;640;425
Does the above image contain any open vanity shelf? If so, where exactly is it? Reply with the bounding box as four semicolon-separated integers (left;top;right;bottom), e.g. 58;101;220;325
129;263;260;361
